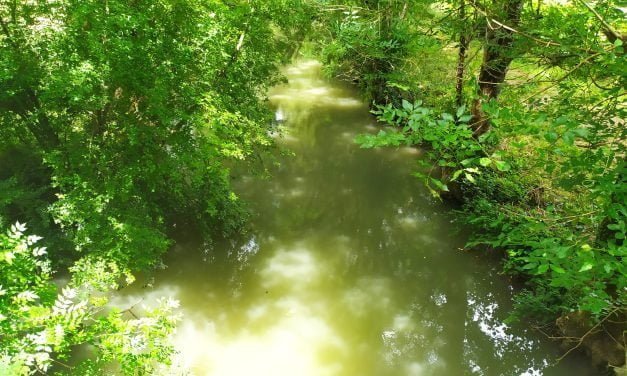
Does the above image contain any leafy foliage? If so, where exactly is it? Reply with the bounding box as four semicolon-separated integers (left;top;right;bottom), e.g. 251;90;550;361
0;0;313;270
313;1;439;104
0;1;314;372
0;223;180;375
356;101;509;197
321;0;626;329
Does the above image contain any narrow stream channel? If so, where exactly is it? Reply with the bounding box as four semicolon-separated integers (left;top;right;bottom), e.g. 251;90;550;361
116;60;596;375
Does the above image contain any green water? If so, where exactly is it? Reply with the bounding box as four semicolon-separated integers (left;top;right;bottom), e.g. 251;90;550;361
118;60;596;375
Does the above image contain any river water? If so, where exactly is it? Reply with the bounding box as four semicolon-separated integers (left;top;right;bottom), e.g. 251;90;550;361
118;60;595;375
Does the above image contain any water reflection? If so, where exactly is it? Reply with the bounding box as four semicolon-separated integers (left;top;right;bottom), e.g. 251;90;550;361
117;60;595;375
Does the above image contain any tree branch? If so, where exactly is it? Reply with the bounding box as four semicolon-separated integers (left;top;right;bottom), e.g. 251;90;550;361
576;0;625;45
557;308;623;362
469;0;593;53
522;50;606;103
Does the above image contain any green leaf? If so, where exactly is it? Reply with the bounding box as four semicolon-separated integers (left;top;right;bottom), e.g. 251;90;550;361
556;247;570;259
551;265;566;274
495;161;511;172
427;187;440;198
537;264;549;274
479;158;492;167
464;173;476;184
387;81;410;91
562;131;575;145
578;262;594;272
572;127;589;140
451;169;463;181
402;99;413;111
456;105;466;118
430;178;449;192
458;114;473;123
544;132;558;142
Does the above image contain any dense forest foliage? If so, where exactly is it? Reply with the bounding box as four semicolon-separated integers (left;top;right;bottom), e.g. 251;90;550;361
0;0;624;373
314;0;625;368
0;0;312;373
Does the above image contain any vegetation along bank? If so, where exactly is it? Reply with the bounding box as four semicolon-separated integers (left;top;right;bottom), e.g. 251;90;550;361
312;0;625;372
0;0;624;374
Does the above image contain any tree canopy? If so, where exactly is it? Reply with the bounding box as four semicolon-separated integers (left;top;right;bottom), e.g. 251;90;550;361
1;0;313;373
0;0;624;372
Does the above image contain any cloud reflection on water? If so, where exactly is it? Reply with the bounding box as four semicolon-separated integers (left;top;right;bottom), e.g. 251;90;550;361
113;59;593;376
171;245;347;375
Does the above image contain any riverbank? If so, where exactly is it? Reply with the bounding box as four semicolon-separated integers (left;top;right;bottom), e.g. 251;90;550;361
307;2;625;372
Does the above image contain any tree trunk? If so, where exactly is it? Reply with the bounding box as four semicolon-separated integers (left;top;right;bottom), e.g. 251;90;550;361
455;0;470;108
471;0;523;137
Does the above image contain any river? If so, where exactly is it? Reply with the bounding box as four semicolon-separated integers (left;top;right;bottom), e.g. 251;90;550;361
116;60;595;375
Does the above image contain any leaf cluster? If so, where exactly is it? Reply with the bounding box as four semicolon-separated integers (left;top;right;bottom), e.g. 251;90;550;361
0;223;180;375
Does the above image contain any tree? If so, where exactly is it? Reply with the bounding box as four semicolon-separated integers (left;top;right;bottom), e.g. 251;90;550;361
0;1;315;372
0;0;313;269
469;0;524;136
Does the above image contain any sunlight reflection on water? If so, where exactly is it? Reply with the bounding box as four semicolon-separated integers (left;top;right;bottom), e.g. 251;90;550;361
171;246;347;375
115;59;595;376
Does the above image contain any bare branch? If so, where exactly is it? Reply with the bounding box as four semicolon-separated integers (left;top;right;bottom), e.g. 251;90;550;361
557;308;623;362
